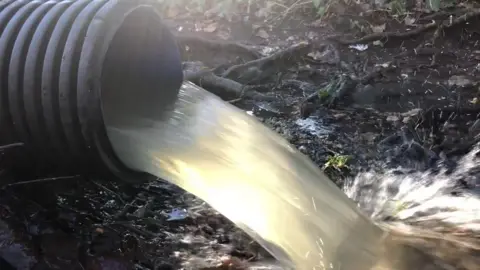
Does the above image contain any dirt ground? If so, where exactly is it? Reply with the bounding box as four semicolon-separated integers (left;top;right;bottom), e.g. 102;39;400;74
1;1;480;269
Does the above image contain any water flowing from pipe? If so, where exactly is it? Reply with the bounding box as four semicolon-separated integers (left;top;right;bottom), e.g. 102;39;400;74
105;82;391;270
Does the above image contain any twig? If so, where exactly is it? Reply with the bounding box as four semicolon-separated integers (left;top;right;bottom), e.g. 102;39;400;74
175;33;261;59
114;198;139;220
329;22;438;45
5;175;80;187
0;142;23;151
331;9;480;46
91;180;126;205
271;0;312;22
417;8;468;22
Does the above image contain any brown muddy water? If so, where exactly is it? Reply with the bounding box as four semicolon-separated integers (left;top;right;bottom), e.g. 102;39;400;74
105;82;480;269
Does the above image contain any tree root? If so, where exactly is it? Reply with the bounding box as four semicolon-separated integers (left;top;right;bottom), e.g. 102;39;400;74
183;61;276;102
175;33;262;60
329;21;438;45
329;8;480;46
221;42;313;84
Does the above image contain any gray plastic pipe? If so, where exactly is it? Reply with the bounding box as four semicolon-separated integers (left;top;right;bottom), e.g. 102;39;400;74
0;0;183;181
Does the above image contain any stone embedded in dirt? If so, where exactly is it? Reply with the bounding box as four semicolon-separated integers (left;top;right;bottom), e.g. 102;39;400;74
386;115;401;123
370;24;386;33
401;108;423;123
447;75;475;88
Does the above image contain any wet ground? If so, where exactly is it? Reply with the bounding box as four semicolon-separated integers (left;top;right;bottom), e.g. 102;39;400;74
1;2;480;269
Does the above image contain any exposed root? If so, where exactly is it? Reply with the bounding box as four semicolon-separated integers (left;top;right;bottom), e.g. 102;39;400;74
299;63;396;112
221;42;313;84
183;61;276;101
175;33;262;60
329;21;438;45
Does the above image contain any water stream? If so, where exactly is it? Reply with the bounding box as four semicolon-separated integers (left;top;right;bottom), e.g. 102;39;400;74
105;82;479;269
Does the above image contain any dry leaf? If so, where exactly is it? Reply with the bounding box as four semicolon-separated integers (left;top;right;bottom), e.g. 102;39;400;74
373;40;383;46
404;15;416;26
349;44;368;51
371;24;386;33
256;29;269;39
203;22;218;33
217;30;231;40
307;51;327;61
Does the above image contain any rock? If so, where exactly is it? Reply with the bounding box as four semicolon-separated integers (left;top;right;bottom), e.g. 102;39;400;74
401;108;423;123
386;115;401;123
447;75;475;88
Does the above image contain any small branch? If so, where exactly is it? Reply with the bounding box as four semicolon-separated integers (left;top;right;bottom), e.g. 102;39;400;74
0;142;23;151
175;33;261;59
5;175;80;187
221;42;312;83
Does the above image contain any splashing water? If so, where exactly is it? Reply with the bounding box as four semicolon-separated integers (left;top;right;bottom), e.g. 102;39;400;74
344;145;480;269
345;148;480;231
105;82;479;269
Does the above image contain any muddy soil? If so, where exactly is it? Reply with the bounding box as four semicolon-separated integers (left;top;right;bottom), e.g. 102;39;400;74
1;3;480;270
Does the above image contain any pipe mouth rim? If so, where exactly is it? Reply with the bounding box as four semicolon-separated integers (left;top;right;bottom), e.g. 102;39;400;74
79;1;179;183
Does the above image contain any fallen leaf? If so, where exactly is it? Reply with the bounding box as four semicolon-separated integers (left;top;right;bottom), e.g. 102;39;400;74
217;30;230;40
256;29;269;39
371;24;386;33
203;22;218;33
307;51;328;60
404;15;416;26
349;44;368;51
375;62;391;68
372;40;383;46
469;97;478;104
386;115;400;122
252;24;262;30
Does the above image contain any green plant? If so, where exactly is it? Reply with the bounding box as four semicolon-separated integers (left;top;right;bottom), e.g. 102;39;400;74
389;0;406;15
324;154;350;170
317;89;330;100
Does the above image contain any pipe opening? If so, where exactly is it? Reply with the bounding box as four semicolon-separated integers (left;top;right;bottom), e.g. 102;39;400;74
100;7;183;176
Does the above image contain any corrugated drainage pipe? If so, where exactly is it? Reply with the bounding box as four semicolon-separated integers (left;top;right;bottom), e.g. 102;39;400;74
0;0;184;183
